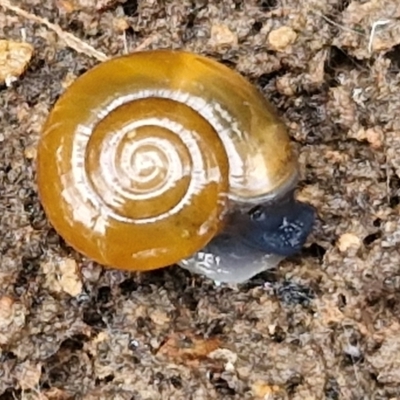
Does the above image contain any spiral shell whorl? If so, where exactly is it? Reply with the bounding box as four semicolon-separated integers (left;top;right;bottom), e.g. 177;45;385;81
39;94;231;270
37;50;298;271
84;100;218;224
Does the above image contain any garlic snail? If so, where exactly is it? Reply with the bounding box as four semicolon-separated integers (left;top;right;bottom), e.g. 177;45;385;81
36;49;315;284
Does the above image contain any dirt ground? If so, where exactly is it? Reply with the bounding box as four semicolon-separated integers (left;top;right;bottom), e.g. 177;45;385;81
1;0;400;399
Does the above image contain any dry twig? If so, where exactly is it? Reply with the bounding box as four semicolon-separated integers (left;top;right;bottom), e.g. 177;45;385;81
0;0;109;62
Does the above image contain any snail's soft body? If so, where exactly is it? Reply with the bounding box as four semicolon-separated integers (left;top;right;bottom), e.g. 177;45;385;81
37;49;314;283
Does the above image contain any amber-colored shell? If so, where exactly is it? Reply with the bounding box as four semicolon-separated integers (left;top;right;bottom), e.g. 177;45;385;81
37;50;298;272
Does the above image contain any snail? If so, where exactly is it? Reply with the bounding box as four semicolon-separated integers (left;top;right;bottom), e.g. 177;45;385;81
36;49;315;284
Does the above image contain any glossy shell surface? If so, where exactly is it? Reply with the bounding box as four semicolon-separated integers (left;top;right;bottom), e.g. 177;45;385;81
37;50;298;271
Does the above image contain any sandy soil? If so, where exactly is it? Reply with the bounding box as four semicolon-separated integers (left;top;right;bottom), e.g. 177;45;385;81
1;0;400;399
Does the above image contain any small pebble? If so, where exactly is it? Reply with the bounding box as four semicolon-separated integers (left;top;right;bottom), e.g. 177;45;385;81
0;40;34;86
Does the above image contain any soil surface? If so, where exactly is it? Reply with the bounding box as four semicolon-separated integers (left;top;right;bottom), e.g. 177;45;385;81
1;0;400;399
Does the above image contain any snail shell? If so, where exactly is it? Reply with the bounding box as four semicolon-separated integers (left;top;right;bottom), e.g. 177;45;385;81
37;50;314;283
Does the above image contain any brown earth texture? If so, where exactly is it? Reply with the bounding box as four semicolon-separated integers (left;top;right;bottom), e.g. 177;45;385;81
1;0;400;399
